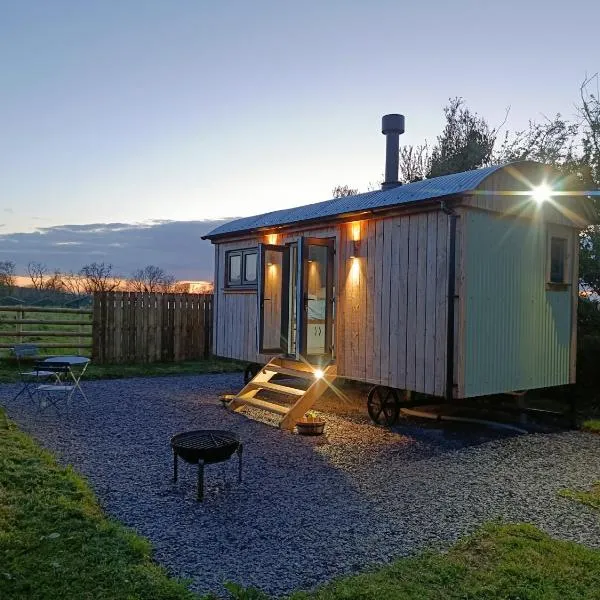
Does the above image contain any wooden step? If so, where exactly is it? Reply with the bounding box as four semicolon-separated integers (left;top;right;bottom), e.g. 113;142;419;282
262;365;316;380
271;357;316;373
247;381;305;396
236;396;289;415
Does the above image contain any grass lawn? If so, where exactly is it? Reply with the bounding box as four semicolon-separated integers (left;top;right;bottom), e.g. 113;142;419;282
560;481;600;511
582;419;600;433
0;357;244;384
0;408;200;600
291;523;600;600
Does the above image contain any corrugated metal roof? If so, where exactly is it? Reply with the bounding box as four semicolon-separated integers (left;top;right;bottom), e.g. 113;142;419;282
203;163;507;239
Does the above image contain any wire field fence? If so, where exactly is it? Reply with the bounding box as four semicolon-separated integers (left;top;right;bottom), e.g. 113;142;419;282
0;305;93;356
92;292;214;364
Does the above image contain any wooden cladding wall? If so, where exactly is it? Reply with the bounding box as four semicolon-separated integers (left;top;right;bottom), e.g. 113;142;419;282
92;292;213;364
213;216;450;397
336;211;449;397
213;227;338;365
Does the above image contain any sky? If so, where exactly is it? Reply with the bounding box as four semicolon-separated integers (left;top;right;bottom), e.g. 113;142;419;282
1;0;599;279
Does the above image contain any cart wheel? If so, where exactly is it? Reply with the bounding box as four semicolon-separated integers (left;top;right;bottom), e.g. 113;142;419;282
367;386;400;425
243;363;260;384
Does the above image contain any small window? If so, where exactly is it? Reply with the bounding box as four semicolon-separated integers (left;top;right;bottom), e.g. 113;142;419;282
550;237;567;284
226;248;257;288
228;254;241;284
244;252;257;283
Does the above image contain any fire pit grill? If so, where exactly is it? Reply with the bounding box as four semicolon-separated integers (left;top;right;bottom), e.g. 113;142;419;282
170;429;242;501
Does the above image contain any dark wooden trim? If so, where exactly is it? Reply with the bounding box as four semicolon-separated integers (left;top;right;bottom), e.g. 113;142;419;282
223;288;257;294
545;282;571;292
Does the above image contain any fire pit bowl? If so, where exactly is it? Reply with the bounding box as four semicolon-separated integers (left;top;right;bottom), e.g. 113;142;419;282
170;430;242;501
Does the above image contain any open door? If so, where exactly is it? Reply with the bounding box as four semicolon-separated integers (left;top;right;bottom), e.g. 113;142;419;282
298;237;335;364
257;244;289;354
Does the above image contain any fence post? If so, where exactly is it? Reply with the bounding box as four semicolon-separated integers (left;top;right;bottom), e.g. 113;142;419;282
17;308;23;343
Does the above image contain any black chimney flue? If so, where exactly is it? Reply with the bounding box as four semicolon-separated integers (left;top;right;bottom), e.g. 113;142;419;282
381;114;405;190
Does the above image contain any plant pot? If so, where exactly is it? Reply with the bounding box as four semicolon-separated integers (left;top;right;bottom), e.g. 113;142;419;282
296;418;326;436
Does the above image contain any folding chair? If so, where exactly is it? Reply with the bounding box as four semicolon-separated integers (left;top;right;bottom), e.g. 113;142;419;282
10;344;57;403
33;362;75;414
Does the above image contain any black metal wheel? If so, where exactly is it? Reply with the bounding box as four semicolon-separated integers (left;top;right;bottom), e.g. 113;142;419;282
367;386;400;425
243;363;260;384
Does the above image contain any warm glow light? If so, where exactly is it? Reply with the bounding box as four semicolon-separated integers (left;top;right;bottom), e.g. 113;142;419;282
532;183;553;204
351;221;361;242
314;368;324;380
349;255;360;284
267;233;278;245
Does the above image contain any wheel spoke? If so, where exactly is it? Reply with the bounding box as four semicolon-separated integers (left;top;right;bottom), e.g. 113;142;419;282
373;405;383;422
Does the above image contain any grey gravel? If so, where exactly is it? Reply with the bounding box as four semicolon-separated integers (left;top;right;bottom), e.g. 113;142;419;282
3;374;600;598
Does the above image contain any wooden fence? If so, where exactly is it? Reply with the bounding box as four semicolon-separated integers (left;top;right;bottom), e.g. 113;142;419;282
0;305;93;354
92;292;213;364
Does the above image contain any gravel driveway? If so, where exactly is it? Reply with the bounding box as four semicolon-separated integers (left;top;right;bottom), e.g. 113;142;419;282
3;373;600;597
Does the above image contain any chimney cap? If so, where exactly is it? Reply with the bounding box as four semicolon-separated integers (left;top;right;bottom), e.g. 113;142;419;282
382;114;405;135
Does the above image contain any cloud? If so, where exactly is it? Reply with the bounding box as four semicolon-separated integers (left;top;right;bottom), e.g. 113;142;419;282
0;219;234;280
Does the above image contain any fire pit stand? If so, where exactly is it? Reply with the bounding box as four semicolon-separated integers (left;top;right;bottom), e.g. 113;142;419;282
170;430;242;501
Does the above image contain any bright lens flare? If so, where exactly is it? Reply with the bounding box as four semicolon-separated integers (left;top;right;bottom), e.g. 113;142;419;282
314;368;324;380
532;183;553;204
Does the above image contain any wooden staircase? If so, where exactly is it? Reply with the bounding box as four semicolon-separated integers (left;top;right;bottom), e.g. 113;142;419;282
225;357;337;430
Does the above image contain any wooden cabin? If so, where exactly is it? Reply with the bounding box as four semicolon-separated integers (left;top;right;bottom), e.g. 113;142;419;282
202;115;593;429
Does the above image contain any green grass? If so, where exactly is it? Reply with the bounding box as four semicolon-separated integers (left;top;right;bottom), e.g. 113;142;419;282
0;308;93;358
290;523;600;600
0;408;202;600
559;482;600;511
0;357;244;384
582;419;600;433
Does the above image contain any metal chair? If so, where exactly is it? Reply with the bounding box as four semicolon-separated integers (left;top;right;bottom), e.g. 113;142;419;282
10;344;57;403
33;361;75;414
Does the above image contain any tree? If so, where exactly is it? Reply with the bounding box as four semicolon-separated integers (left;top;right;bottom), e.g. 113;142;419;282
45;270;64;292
580;74;600;188
398;142;431;183
331;185;358;198
0;260;16;291
27;261;48;289
79;262;119;293
61;271;87;297
129;265;176;293
428;97;497;178
494;114;579;167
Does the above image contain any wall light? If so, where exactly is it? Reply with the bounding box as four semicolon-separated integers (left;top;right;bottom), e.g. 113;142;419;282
267;233;278;245
350;240;361;258
532;183;553;204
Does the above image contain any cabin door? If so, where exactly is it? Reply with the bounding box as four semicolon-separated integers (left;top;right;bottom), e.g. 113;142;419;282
257;244;290;354
298;237;335;364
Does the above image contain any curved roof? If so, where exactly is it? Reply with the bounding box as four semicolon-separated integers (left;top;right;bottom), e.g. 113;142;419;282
203;163;508;239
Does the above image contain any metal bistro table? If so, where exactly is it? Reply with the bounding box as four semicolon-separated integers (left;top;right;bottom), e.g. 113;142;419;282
43;356;91;402
170;430;242;501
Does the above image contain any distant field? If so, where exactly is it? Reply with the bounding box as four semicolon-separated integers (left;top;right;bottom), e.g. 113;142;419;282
0;306;92;358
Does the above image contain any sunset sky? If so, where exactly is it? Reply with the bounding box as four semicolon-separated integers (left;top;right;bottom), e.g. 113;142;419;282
1;0;598;278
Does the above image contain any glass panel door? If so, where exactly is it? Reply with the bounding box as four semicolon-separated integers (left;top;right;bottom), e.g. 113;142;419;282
258;244;289;353
299;237;335;363
286;243;298;355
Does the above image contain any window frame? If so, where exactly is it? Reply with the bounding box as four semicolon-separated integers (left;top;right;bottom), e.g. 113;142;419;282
546;226;572;290
225;248;258;289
